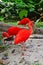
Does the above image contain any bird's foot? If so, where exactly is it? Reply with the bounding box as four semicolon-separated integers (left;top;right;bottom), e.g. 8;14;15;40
30;40;32;42
22;47;27;51
21;52;26;56
21;44;27;51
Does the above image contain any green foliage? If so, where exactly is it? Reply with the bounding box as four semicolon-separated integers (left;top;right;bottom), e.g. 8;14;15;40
35;20;43;28
6;21;18;25
0;0;43;21
2;0;7;2
36;63;41;65
14;0;27;8
19;10;28;19
0;16;4;21
27;63;42;65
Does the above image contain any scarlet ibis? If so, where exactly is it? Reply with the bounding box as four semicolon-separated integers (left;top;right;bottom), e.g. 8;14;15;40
2;27;23;44
2;18;32;38
14;21;34;55
2;32;10;38
2;18;33;45
2;27;23;38
14;22;34;44
18;18;33;25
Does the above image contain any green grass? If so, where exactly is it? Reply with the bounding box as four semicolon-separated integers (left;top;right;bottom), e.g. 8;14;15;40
6;21;18;26
1;19;43;28
6;20;43;28
29;63;42;65
35;21;43;28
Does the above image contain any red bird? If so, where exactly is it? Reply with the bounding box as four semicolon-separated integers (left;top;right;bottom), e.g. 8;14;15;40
2;32;10;38
18;18;33;25
14;21;34;55
2;27;23;38
14;22;34;44
2;18;32;38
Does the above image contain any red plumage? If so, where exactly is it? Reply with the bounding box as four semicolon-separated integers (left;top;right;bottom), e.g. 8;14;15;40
2;26;23;38
2;18;31;38
14;29;32;44
7;26;23;36
2;32;10;38
18;18;31;25
2;18;33;39
14;22;34;45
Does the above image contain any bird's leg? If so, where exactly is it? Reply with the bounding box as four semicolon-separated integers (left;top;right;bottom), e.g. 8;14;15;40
30;40;32;42
21;42;26;51
21;42;27;56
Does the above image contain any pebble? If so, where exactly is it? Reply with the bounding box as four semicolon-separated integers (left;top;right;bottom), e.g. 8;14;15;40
0;36;43;65
19;57;25;63
0;59;10;65
2;56;8;60
2;53;8;60
11;49;15;53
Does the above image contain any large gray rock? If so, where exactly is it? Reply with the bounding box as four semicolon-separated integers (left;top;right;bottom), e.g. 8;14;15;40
0;22;43;34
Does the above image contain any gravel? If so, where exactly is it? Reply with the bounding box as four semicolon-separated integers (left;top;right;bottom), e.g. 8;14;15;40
0;34;43;65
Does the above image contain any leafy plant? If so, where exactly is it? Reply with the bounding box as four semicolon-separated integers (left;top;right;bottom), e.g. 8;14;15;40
19;9;28;19
0;16;4;21
0;0;43;21
36;63;41;65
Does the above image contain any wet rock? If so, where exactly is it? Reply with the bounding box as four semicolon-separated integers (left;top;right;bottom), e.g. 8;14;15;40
11;49;15;53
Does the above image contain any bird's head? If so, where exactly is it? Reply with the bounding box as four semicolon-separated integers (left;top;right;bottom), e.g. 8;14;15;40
26;21;34;27
18;18;31;25
29;21;34;26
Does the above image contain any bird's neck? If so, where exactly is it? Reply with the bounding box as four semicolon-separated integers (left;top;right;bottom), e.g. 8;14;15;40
28;23;33;34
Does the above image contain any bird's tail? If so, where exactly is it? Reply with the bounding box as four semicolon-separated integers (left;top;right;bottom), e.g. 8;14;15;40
2;32;10;38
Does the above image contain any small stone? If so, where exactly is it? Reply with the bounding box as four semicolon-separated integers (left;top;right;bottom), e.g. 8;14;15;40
2;53;8;60
30;45;34;48
11;49;15;53
21;52;26;56
30;40;32;42
14;61;18;65
19;57;25;63
4;52;8;57
37;45;41;47
14;63;18;65
3;60;10;65
2;56;8;60
25;61;30;65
